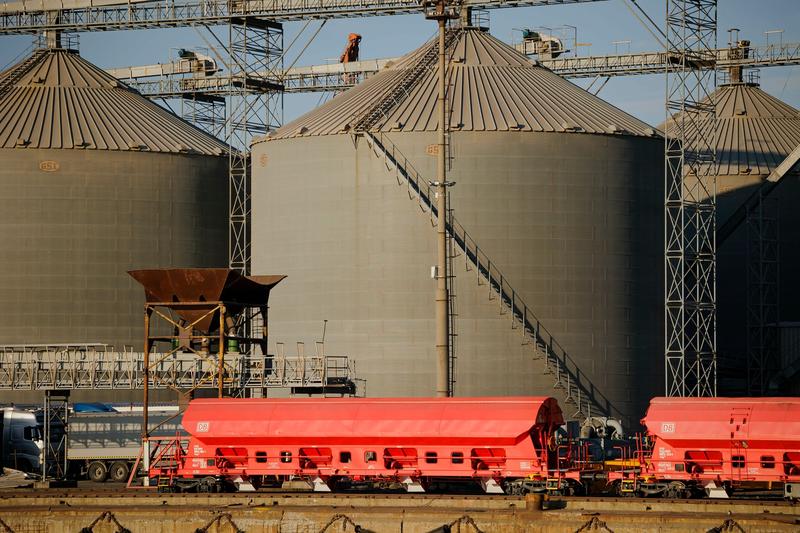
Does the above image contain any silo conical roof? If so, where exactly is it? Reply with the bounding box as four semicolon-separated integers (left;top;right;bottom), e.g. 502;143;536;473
0;48;229;155
265;28;659;140
663;82;800;176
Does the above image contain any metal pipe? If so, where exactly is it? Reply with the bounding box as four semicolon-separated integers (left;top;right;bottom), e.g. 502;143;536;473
142;306;151;487
218;304;225;398
434;6;450;398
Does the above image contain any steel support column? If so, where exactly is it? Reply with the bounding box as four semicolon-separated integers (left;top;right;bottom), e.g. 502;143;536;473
182;95;226;139
664;0;718;397
746;195;779;395
227;18;283;274
41;389;69;480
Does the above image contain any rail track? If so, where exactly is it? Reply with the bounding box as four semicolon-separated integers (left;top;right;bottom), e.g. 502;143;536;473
0;486;796;506
0;487;796;532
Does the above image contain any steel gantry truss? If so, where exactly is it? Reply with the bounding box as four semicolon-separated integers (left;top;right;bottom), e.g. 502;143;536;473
541;40;800;77
664;0;718;398
109;39;800;98
745;195;779;396
0;0;605;33
226;19;283;274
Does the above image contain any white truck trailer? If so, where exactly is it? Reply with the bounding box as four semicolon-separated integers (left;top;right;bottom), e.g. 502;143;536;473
67;406;183;482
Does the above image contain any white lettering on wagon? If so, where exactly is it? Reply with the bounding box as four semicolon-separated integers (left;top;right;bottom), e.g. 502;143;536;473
661;422;675;434
196;421;210;432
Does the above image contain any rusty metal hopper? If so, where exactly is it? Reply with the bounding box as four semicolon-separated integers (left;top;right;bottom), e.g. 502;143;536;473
129;268;286;333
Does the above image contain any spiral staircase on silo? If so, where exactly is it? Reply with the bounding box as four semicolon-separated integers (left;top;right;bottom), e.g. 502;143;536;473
345;29;622;422
363;131;626;422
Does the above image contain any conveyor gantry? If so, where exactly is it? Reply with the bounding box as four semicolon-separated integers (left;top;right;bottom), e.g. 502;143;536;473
109;41;800;98
0;0;604;34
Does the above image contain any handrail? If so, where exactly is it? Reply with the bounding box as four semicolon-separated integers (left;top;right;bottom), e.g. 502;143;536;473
0;48;46;99
352;28;460;133
363;130;624;421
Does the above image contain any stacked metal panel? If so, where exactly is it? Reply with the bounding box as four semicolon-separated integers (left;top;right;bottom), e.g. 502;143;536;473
251;28;664;424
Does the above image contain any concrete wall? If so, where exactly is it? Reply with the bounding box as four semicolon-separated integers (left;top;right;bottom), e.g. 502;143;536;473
252;131;663;425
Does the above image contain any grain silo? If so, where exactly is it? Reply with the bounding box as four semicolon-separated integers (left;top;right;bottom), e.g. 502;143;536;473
0;48;228;364
252;28;663;424
665;73;800;394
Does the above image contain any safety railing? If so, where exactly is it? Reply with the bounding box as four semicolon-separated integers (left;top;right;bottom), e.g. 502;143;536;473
0;344;358;391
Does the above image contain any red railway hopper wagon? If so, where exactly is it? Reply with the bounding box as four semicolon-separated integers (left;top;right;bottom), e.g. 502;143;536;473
612;397;800;498
147;396;572;494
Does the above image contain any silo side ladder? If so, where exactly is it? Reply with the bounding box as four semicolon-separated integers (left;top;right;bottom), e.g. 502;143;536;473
0;49;47;99
352;28;461;133
361;131;625;422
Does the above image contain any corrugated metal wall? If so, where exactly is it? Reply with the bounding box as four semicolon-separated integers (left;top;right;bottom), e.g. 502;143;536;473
252;131;663;424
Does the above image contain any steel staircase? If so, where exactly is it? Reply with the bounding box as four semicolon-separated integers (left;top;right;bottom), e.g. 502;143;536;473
362;131;623;421
0;48;47;98
352;29;461;133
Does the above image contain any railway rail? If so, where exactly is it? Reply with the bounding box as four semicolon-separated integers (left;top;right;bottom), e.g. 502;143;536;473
0;488;797;507
0;487;796;532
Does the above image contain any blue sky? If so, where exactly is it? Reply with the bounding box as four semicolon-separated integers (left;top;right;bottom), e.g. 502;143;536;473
1;0;798;127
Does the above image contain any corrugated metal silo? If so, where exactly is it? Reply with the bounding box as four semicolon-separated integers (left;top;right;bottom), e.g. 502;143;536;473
252;28;663;423
666;77;800;393
0;49;228;372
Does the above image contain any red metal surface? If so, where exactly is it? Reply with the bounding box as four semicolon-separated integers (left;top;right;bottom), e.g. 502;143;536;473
152;396;565;488
181;396;562;443
638;397;800;484
643;397;800;442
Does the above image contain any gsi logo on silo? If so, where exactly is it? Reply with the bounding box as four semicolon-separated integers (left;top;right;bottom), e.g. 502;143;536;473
39;160;60;172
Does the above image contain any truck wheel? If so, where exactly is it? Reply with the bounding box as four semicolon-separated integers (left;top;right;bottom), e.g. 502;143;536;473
109;461;130;483
87;461;108;482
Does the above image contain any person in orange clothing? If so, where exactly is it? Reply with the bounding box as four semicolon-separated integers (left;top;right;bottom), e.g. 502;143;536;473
340;33;362;85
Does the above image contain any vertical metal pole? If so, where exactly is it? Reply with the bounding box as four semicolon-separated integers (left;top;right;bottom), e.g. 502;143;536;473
435;6;450;398
142;306;151;486
41;392;48;480
262;305;269;398
219;305;226;398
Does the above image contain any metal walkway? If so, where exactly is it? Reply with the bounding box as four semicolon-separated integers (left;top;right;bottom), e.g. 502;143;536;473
362;132;621;421
539;41;800;78
109;40;800;98
0;344;356;391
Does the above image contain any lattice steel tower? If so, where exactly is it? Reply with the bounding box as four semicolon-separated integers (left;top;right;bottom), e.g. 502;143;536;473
227;18;284;274
664;0;718;397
